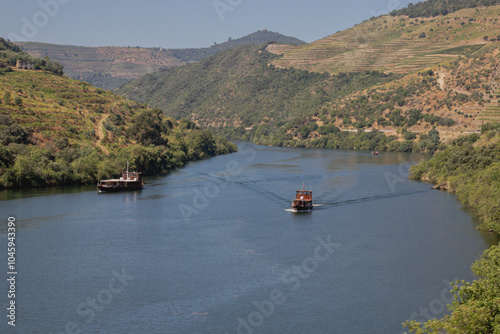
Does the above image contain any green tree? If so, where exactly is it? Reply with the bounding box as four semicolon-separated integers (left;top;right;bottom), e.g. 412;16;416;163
126;109;168;146
14;96;22;106
186;130;216;160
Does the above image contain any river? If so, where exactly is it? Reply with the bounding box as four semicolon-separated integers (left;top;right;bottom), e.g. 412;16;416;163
0;143;498;334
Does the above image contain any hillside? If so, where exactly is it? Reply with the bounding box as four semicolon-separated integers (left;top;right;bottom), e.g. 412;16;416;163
118;33;500;152
118;44;418;145
16;30;304;90
390;0;500;17
15;42;184;90
0;40;236;188
267;5;500;75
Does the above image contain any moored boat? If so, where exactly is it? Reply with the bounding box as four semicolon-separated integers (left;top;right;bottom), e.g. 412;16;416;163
97;163;143;192
291;182;313;211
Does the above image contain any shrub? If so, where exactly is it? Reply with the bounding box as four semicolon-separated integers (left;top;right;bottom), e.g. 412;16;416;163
14;96;22;106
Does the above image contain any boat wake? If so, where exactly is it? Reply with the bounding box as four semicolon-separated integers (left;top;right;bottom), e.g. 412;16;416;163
316;189;430;208
285;208;312;213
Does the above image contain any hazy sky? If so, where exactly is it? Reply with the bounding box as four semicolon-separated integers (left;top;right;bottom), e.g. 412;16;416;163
1;0;414;48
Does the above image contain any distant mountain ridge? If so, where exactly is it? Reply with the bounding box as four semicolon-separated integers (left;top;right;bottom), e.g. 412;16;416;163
170;29;305;62
16;30;304;90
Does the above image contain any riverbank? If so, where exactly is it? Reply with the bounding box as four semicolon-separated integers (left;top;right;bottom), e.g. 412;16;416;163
0;116;237;189
409;123;500;235
405;123;500;333
244;126;446;153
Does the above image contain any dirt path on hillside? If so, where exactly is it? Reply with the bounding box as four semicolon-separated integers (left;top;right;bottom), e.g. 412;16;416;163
96;114;110;155
437;72;445;90
436;71;473;95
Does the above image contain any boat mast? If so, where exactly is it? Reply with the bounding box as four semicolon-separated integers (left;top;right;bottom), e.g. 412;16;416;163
127;161;129;180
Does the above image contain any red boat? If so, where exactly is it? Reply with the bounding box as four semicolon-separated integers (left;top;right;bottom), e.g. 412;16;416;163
97;163;144;192
291;183;313;211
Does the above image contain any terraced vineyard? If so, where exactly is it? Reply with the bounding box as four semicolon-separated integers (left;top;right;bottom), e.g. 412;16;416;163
0;69;140;148
477;55;500;122
479;105;500;121
268;5;500;74
16;42;184;90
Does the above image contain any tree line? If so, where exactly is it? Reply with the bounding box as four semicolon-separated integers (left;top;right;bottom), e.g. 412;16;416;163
390;0;500;18
0;110;236;189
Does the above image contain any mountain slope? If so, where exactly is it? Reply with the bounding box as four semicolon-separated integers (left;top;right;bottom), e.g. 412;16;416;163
16;30;304;90
267;5;500;74
118;5;500;151
15;42;184;90
118;44;400;129
0;39;236;188
390;0;500;17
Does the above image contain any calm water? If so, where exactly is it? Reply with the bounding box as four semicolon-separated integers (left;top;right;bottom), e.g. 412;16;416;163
0;143;498;334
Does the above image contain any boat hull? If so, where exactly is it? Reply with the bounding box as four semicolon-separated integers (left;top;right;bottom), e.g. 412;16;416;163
97;168;144;192
291;200;313;211
97;182;143;192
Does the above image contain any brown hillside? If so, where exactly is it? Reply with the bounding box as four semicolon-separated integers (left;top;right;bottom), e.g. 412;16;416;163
268;5;500;75
16;42;184;87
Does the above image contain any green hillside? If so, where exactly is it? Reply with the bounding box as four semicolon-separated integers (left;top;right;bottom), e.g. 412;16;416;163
120;44;398;123
118;40;500;152
117;4;500;152
0;39;236;189
120;44;438;148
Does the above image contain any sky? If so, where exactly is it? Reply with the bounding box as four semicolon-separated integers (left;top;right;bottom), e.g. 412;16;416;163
1;0;415;49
